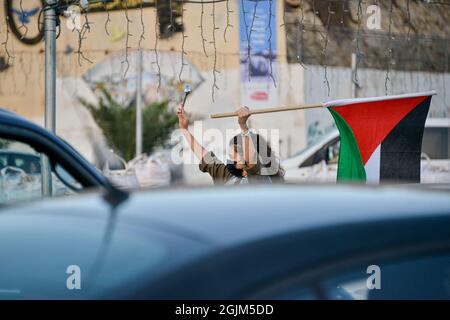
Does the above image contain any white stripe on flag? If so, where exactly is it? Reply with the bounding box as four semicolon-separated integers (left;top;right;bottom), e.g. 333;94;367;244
364;145;380;184
322;90;436;108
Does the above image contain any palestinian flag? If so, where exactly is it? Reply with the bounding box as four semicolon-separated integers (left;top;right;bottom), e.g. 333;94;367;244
325;91;435;183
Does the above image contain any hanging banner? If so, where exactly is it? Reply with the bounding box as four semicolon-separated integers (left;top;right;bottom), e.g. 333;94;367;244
240;0;278;108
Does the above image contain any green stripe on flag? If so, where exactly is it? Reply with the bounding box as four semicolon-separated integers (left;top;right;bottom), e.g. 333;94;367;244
328;108;366;182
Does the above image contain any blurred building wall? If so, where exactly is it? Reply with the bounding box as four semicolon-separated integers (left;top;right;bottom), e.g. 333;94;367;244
0;1;307;164
303;66;450;148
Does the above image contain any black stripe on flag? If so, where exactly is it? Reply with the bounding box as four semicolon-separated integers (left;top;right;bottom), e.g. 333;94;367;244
380;96;431;183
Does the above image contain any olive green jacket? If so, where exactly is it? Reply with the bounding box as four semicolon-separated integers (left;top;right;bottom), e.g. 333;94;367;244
199;151;264;185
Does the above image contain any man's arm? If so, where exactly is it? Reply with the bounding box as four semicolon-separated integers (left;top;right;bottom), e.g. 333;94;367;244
177;105;208;161
237;107;258;168
181;129;208;161
177;105;233;183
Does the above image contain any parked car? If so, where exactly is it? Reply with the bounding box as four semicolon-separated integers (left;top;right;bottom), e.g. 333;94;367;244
0;184;449;299
0;150;78;202
282;122;450;183
0;150;42;174
0;109;112;204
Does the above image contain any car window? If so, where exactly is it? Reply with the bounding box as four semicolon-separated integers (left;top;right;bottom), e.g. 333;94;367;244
322;253;450;300
327;140;340;164
0;155;6;167
422;127;450;159
0;138;83;205
300;138;340;168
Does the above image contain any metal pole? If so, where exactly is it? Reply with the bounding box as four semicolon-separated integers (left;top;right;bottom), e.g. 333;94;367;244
136;48;143;157
41;0;57;197
351;53;358;98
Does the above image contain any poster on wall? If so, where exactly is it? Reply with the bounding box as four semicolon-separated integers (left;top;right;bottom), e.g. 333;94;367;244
239;0;278;108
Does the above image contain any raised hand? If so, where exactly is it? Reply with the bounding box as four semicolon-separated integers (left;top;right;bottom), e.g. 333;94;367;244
176;105;189;130
237;106;251;130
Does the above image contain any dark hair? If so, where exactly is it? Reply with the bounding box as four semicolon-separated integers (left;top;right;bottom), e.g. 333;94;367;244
228;133;284;182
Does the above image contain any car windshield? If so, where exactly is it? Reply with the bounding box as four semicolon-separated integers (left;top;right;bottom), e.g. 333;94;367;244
290;130;339;158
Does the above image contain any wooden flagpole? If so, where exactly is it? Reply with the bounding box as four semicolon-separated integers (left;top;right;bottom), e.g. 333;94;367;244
210;103;323;119
210;91;437;119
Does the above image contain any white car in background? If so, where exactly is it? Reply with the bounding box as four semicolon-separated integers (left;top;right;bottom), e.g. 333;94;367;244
0;150;76;203
282;122;450;183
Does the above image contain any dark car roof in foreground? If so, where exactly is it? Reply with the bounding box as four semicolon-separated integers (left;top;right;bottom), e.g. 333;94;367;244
2;184;450;246
1;184;450;299
0;108;48;132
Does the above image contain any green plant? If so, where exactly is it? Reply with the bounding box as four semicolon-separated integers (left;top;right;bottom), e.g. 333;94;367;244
80;88;178;162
